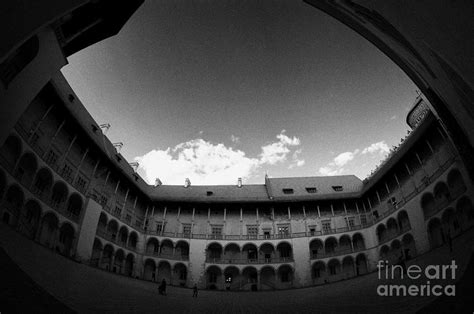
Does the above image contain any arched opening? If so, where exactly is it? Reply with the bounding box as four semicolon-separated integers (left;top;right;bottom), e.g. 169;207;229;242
447;169;466;196
352;233;365;251
0;135;22;168
58;222;75;257
159;238;173;257
128;231;138;250
276;242;293;261
242;243;258;263
260;266;276;290
355;254;368;275
342;256;355;278
206;266;222;290
389;239;402;264
259;242;275;263
38;212;59;249
143;259;156;281
173;263;187;286
90;238;102;266
324;237;338;256
421;193;436;219
224;266;240;290
50;181;68;210
397;210;411;231
312;261;327;285
32;168;53;199
441;208;460;236
175;241;190;260
19;199;41;239
277;264;293;289
402;233;416;260
223;243;240;263
157;260;172;285
206;242;223;263
118;226;129;247
124;253;134;276
113;249;125;274
434;182;451;208
101;244;114;270
106;220;118;242
14;152;37;186
327;259;341;280
146;237;159;255
376;224;387;243
427;218;444;249
379;245;390;261
309;239;324;259
386;218;399;238
66;193;82;219
456;197;474;228
242;266;258;291
97;212;107;236
338;235;352;253
2;185;24;226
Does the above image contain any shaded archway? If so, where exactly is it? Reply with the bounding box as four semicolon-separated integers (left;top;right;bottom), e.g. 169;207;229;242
106;219;118;242
124;253;134;276
223;243;240;263
118;226;129;247
339;234;352;253
242;266;258;291
342;256;355;278
38;212;59;249
173;263;187;286
389;239;402;264
276;242;293;261
386;218;399;238
312;261;327;285
0;134;22;168
128;231;138;250
101;244;114;270
352;233;365;251
224;266;240;290
379;245;390;260
66;193;82;219
14;152;37;186
433;182;450;208
113;249;125;274
402;233;417;260
421;193;436;219
456;197;474;228
97;212;107;235
90;238;103;266
146;237;159;255
441;208;460;236
397;210;411;231
175;240;189;260
242;243;258;263
260;266;276;290
143;258;156;281
58;222;75;257
376;224;387;243
324;237;338;256
309;239;323;258
447;169;466;196
206;265;222;290
427;218;444;249
159;238;173;257
355;254;368;275
327;259;341;280
32;167;53;199
277;264;293;289
19;199;41;239
259;242;275;263
2;185;24;226
157;260;172;284
50;181;68;210
206;242;223;263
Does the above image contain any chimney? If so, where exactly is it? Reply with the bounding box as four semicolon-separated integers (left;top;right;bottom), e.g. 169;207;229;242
184;178;191;188
129;162;139;172
154;178;162;187
113;142;123;154
100;123;110;135
237;178;242;188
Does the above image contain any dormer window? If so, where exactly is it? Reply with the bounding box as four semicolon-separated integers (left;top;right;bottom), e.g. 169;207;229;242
282;188;294;194
332;186;343;192
306;187;317;193
207;191;213;196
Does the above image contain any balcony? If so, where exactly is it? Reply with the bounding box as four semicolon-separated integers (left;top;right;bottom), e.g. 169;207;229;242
205;257;294;265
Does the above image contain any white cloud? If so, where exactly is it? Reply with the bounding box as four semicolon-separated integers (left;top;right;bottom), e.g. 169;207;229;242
361;141;390;155
318;166;344;176
289;149;305;169
390;115;397;120
333;150;359;167
230;135;240;143
136;130;303;185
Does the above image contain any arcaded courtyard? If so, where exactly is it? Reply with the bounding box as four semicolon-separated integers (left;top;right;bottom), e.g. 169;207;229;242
1;224;472;313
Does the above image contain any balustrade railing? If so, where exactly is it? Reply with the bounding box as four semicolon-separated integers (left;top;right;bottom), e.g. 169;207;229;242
205;256;294;264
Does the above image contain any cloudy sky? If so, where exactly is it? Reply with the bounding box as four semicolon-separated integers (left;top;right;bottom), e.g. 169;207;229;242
61;0;418;185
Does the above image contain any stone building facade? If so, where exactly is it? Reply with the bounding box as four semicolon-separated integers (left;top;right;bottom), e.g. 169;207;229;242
0;0;473;291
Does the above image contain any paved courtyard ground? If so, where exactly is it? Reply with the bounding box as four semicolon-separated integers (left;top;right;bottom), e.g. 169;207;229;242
1;224;473;314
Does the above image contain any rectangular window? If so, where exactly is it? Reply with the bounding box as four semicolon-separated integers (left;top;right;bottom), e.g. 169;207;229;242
306;187;317;193
45;150;58;167
156;222;163;234
75;175;87;193
211;225;223;239
282;188;294;194
322;220;331;234
263;229;271;239
183;224;191;236
278;224;289;238
348;217;355;229
61;164;73;183
113;206;121;217
332;186;343;192
247;225;258;238
309;226;316;236
360;214;367;226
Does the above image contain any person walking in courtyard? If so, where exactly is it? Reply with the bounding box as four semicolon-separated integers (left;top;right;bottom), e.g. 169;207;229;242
193;284;198;298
